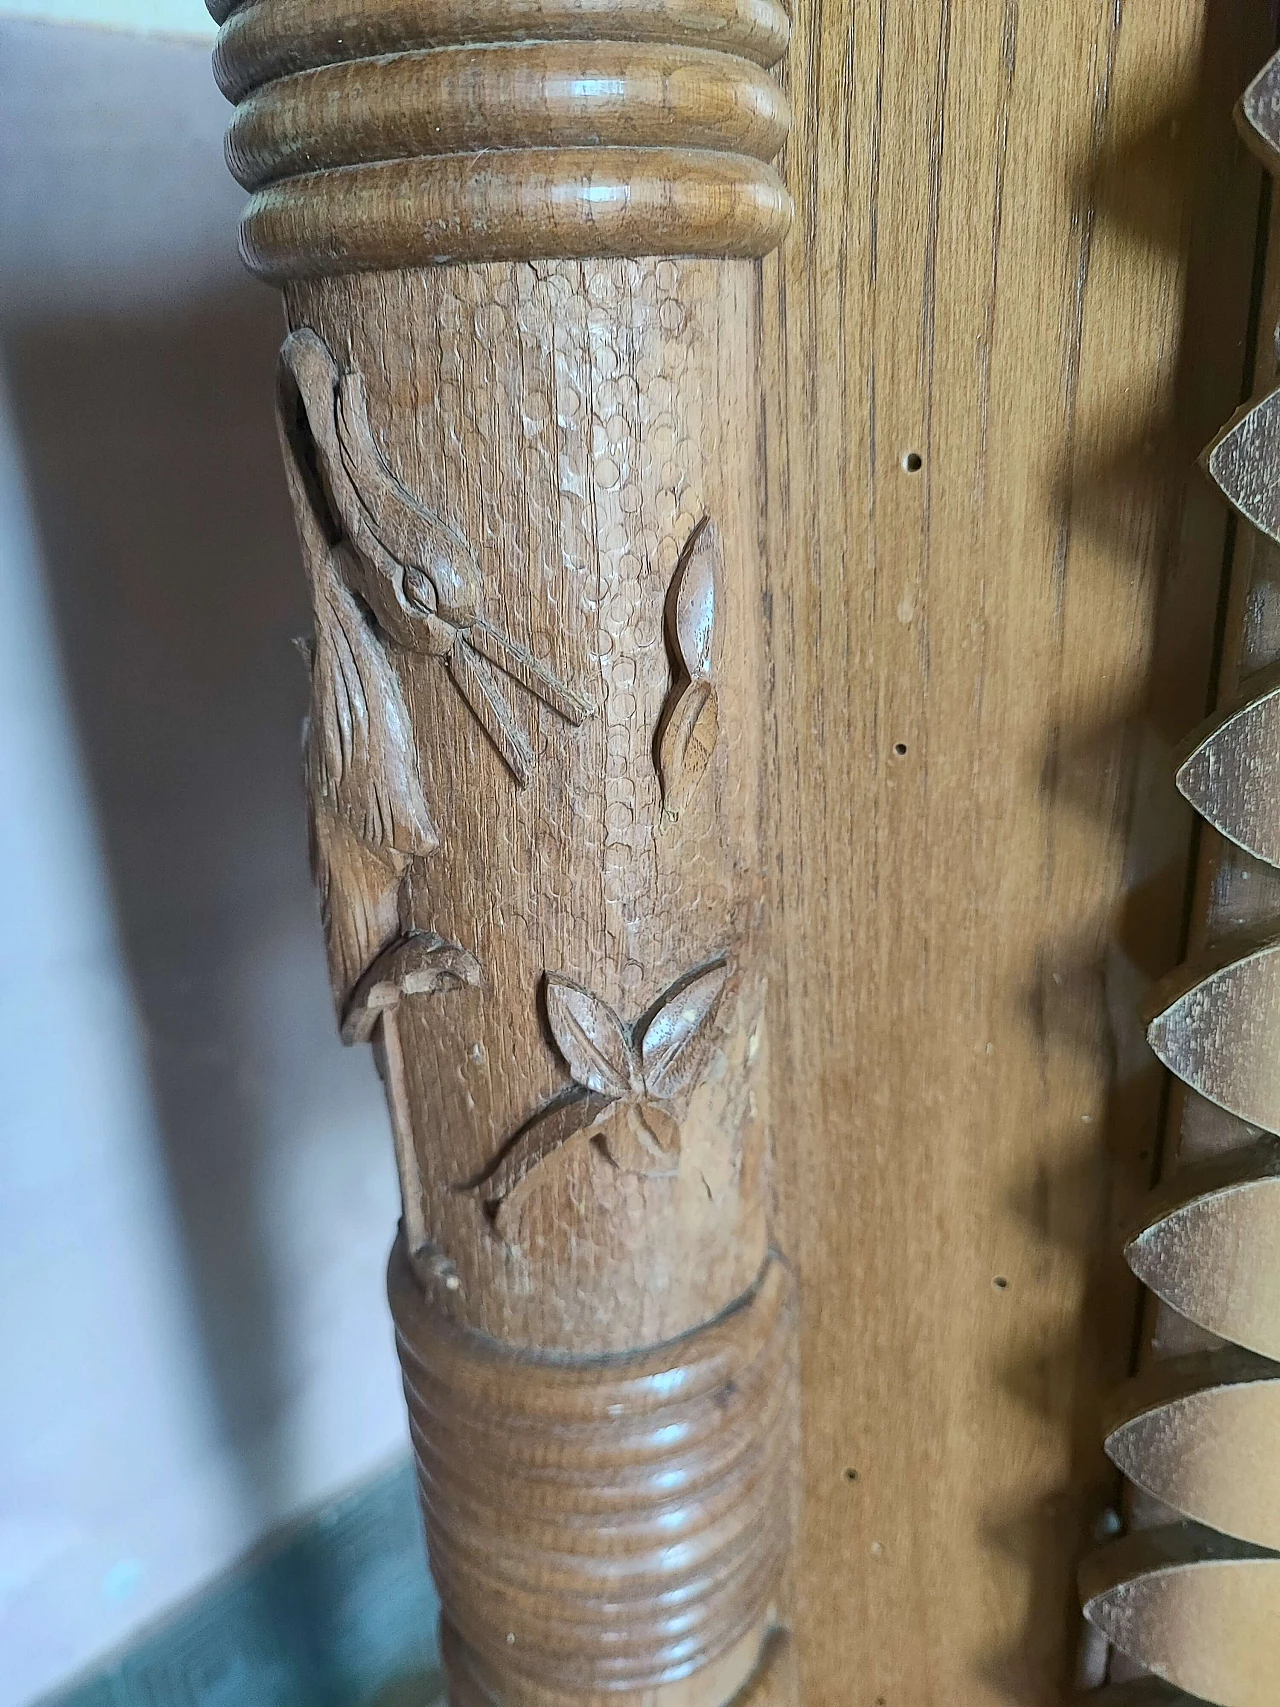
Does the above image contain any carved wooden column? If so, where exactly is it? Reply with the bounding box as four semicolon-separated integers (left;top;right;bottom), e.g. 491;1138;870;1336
208;3;796;1702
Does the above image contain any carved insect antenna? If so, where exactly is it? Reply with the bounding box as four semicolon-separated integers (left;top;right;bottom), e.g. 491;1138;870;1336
1078;47;1280;1696
444;638;536;786
467;620;595;725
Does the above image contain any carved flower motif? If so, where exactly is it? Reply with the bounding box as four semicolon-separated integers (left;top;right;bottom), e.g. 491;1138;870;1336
473;960;730;1240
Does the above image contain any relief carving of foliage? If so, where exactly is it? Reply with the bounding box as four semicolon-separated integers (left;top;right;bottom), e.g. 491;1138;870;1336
471;960;731;1239
657;518;722;816
640;962;732;1099
545;973;641;1098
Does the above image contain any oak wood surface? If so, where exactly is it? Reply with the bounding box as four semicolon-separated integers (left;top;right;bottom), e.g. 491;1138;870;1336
212;0;799;1694
209;0;1280;1698
760;4;1275;1702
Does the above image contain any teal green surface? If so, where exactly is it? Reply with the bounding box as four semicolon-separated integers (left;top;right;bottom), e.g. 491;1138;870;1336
39;1460;441;1707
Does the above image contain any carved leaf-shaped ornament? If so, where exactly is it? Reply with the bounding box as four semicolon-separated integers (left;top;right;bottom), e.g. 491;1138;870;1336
657;518;722;815
1175;672;1280;868
640;961;729;1099
671;517;718;678
1201;382;1280;546
473;959;734;1235
1238;49;1280;171
306;552;439;859
544;974;640;1098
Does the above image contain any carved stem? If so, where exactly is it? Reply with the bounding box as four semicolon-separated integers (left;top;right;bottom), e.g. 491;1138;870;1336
211;2;795;1702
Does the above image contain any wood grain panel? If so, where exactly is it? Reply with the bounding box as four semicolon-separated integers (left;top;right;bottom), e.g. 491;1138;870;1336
761;4;1275;1701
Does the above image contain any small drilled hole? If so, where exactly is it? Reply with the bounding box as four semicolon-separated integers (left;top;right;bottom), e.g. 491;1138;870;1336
993;1276;1009;1291
902;452;923;473
892;742;907;757
844;1468;859;1482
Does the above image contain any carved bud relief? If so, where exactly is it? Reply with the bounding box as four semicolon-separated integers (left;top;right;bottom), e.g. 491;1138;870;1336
658;517;722;815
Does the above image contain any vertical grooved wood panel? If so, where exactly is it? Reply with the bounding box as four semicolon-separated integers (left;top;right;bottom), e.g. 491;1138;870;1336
762;4;1274;1700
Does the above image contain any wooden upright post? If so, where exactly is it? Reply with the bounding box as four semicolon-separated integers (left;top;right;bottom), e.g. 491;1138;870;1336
208;2;797;1701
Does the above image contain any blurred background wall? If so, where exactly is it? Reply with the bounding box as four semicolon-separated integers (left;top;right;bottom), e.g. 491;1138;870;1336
0;12;422;1703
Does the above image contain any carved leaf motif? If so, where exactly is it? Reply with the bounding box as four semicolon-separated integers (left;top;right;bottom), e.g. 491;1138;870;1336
471;958;733;1235
1201;383;1280;546
545;974;639;1098
1175;675;1280;869
1238;50;1280;171
641;962;729;1100
306;550;439;859
657;681;720;818
671;517;720;679
657;519;722;814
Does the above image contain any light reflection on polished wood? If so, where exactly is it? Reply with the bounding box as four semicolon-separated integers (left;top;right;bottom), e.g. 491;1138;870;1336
226;44;792;191
213;0;792;276
213;0;791;101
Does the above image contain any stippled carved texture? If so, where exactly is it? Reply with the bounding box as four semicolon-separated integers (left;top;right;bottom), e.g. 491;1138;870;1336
287;258;771;1355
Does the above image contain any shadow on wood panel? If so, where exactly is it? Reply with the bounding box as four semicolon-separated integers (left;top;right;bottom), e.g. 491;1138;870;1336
989;7;1277;1700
